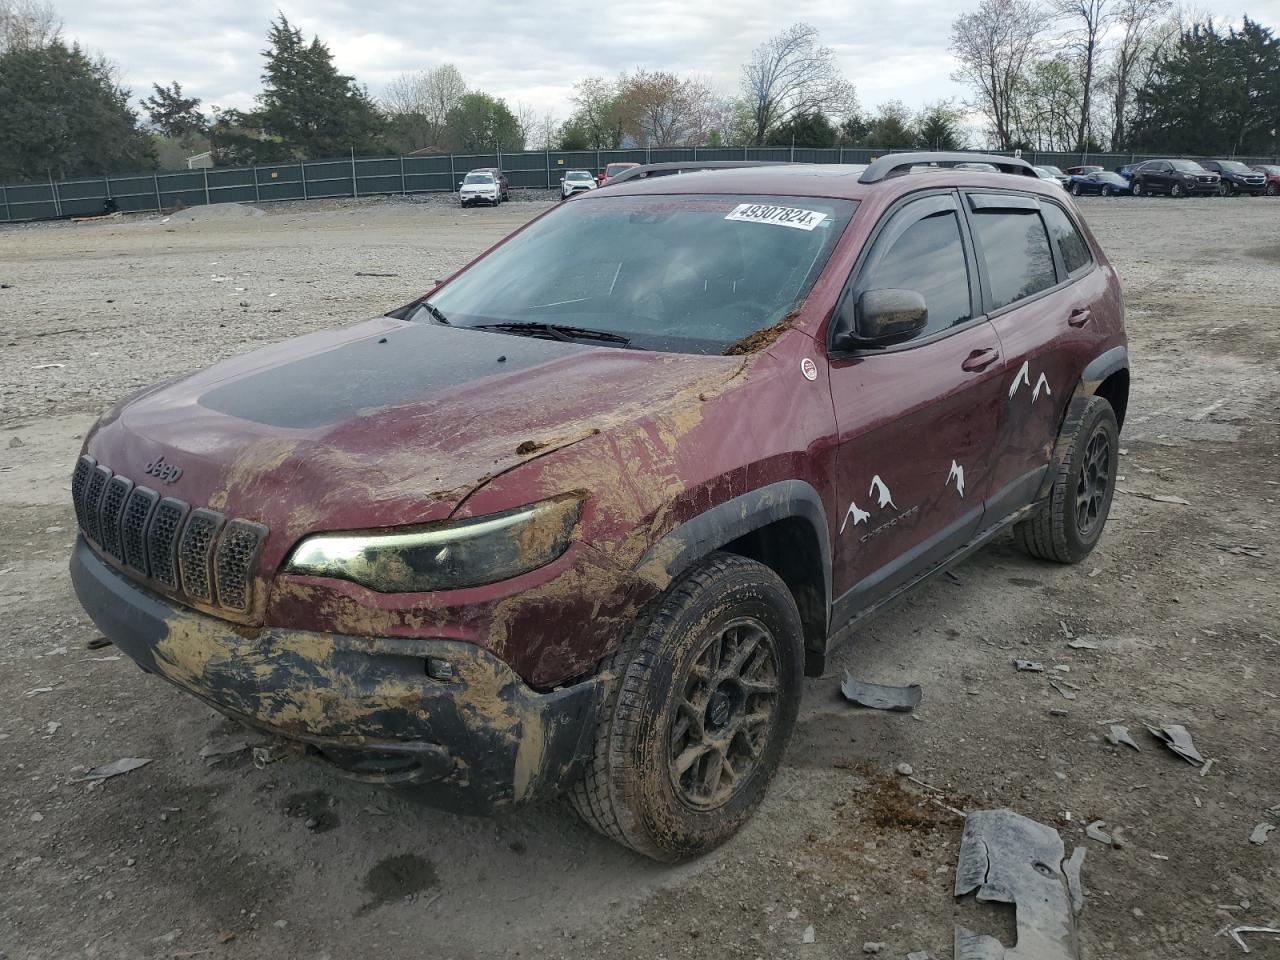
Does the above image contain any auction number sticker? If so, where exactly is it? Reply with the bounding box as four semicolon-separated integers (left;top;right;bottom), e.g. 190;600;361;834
725;203;827;231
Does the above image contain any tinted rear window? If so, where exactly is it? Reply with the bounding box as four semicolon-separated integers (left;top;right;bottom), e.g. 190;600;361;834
1040;203;1091;276
971;210;1057;310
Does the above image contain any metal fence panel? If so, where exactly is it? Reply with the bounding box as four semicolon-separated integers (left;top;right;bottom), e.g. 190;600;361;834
5;146;1279;223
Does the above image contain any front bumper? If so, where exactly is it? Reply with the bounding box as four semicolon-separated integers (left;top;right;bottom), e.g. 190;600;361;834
460;191;499;204
70;537;602;812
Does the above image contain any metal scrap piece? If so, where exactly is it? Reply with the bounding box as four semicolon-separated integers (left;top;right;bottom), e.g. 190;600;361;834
953;809;1085;960
1145;723;1205;766
840;672;922;712
1220;925;1280;953
1085;821;1112;845
1106;725;1141;751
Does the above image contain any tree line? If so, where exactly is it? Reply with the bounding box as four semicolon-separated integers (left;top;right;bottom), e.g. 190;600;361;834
1;0;1277;184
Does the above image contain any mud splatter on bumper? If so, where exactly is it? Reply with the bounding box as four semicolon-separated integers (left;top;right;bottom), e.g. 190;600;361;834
70;537;601;812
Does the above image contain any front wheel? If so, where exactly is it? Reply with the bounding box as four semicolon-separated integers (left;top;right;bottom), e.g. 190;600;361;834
1170;183;1184;198
1014;395;1119;564
1071;182;1082;196
1101;185;1112;197
1267;183;1278;197
570;552;804;861
1132;181;1144;197
1217;183;1229;197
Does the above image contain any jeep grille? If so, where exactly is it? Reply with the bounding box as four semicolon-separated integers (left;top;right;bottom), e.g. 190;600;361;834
72;455;268;613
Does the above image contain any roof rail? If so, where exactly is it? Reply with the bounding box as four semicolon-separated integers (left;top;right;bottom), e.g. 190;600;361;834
858;152;1036;184
603;160;787;186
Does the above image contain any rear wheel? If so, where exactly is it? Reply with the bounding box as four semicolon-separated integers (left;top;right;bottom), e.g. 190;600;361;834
1132;181;1144;197
1217;183;1229;197
570;552;804;861
1101;185;1112;197
1071;182;1082;196
1170;182;1184;198
1015;396;1119;564
1268;183;1278;197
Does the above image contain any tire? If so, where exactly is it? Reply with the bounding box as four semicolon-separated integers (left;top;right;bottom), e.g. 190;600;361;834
569;551;804;862
1071;182;1082;196
1014;396;1120;564
1268;183;1278;197
1217;183;1229;197
1131;181;1143;197
1170;183;1183;198
1101;185;1112;197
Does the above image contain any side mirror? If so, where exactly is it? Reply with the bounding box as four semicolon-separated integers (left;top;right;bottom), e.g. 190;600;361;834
832;288;928;351
458;181;464;188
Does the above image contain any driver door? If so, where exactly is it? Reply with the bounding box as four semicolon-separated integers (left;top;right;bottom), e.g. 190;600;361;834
827;192;1006;622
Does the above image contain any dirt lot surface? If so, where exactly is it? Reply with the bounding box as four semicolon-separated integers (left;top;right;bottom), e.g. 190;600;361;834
1;195;1277;960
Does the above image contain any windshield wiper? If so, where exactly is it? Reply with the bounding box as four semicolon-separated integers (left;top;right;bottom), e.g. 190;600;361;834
416;301;451;325
473;321;634;347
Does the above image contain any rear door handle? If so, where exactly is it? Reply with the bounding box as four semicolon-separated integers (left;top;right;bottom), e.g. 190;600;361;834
961;347;1000;372
1068;307;1092;327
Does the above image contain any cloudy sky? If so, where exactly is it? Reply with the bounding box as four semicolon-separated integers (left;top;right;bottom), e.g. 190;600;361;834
58;0;1280;123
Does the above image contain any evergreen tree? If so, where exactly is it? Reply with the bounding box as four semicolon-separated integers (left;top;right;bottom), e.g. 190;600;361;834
254;14;384;158
143;81;207;138
765;112;837;148
0;39;153;180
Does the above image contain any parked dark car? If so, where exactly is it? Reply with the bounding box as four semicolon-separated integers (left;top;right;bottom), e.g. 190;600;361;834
1252;164;1280;196
1200;160;1267;195
1130;159;1220;197
1068;171;1132;197
1064;165;1104;177
69;153;1129;861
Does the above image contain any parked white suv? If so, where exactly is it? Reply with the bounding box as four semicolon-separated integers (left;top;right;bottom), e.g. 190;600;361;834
560;170;597;200
459;170;502;207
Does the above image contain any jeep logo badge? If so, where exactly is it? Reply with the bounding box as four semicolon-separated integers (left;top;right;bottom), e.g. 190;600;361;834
143;456;183;484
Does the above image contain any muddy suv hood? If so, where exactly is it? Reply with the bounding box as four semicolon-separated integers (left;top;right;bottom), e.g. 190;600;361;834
86;317;737;555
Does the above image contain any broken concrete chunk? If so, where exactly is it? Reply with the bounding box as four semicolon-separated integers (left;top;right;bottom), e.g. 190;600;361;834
1015;660;1045;673
1145;723;1205;766
1085;821;1112;845
1249;823;1274;846
1049;679;1077;701
954;809;1085;960
840;672;922;712
1067;639;1100;650
1105;725;1141;751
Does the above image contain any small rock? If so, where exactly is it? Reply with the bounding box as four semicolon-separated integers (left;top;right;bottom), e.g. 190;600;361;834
802;925;815;944
30;812;43;823
273;920;288;929
304;817;319;830
8;436;23;448
895;763;914;777
217;930;236;944
863;943;886;954
1249;823;1274;845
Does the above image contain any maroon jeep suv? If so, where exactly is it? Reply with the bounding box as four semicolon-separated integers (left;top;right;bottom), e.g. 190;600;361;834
70;153;1129;861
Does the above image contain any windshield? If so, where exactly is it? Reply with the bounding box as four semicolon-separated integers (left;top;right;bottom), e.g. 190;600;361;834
566;172;592;181
464;173;494;184
1170;160;1205;173
1215;161;1252;174
422;193;857;354
605;165;634;176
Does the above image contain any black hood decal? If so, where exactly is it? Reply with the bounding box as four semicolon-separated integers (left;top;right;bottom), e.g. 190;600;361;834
199;323;590;429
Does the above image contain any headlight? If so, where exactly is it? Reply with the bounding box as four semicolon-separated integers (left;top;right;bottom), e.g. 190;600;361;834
283;495;583;592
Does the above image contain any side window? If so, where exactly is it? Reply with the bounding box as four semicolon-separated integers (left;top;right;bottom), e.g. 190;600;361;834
1041;203;1092;276
857;206;971;337
970;209;1057;310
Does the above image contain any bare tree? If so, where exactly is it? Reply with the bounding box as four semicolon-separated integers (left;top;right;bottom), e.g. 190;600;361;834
740;23;855;145
951;0;1050;149
1054;0;1113;149
1103;0;1174;147
0;0;60;52
381;64;466;147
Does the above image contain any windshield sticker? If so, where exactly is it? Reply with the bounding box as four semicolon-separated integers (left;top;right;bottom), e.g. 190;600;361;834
725;203;827;231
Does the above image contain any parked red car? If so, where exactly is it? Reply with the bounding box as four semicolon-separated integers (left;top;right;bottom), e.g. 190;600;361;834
71;154;1129;860
597;161;640;185
1251;164;1280;196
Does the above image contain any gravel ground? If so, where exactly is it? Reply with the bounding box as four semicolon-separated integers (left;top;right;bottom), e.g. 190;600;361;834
1;194;1278;960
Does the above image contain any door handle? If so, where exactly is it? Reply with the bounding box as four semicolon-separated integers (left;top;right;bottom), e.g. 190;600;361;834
1068;307;1092;327
961;347;1000;372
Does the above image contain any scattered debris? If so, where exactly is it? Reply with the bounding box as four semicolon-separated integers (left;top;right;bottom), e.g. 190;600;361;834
198;739;252;762
32;362;66;370
1145;723;1205;766
1015;660;1045;672
1105;725;1141;751
1248;823;1274;846
354;271;399;277
24;685;58;696
1049;679;1077;701
895;763;914;777
1219;925;1280;953
1067;639;1100;650
1085;821;1113;845
907;954;932;960
216;931;236;944
862;942;884;954
1148;494;1191;505
802;925;815;944
252;746;278;768
1049;708;1070;717
1200;758;1216;778
840;673;922;712
1213;543;1264;558
81;757;152;781
954;809;1085;960
944;570;962;584
45;721;61;735
86;637;113;650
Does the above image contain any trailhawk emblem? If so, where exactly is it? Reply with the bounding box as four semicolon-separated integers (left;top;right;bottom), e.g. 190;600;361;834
143;456;183;484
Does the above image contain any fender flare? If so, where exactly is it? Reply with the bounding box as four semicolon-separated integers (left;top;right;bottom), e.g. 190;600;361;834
1036;346;1128;500
633;478;832;619
1081;345;1128;390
